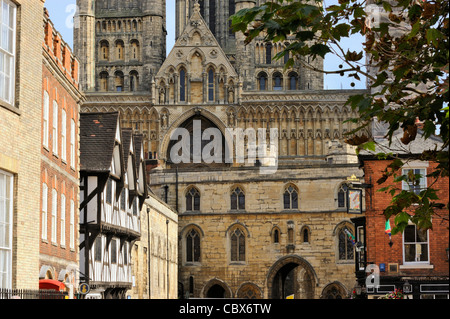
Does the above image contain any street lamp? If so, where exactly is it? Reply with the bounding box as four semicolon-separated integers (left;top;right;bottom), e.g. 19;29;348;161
402;280;412;294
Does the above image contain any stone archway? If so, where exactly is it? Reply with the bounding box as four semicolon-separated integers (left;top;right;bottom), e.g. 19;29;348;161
159;107;228;163
321;281;349;299
202;278;233;298
266;255;318;299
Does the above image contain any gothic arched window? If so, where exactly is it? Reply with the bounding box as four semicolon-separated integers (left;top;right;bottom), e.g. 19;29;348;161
115;40;124;60
231;187;245;210
99;71;109;92
338;227;354;261
208;68;214;101
288;72;298;90
186;229;200;262
302;226;310;243
179;68;186;102
229;0;236;36
273;229;279;243
258;72;267;91
129;71;139;92
130;40;140;60
265;43;272;64
337;183;348;208
114;71;124;92
230;228;245;262
273;72;283;91
283;185;298;209
186;187;200;212
99;40;109;60
209;0;216;36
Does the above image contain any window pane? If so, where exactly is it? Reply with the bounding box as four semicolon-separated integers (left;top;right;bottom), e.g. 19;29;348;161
417;227;427;242
95;237;102;261
418;243;428;261
238;193;245;210
230;193;237;210
291;191;298;209
239;235;245;261
231;233;237;261
193;234;200;262
338;190;345;207
404;243;415;262
186;234;193;262
194;194;200;211
404;225;416;242
186;193;192;211
283;192;290;209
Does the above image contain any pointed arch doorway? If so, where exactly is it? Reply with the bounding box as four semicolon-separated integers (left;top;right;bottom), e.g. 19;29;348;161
202;278;232;298
267;255;318;299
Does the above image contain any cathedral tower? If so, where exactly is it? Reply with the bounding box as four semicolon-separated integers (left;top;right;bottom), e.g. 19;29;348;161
74;0;167;93
175;0;324;91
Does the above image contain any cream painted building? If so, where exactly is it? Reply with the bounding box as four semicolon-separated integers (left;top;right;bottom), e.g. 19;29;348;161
129;193;178;299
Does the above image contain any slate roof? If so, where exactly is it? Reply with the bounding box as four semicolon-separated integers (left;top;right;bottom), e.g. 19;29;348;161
359;128;445;159
80;112;119;172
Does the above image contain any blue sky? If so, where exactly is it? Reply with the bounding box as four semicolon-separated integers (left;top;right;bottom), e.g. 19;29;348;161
43;0;365;90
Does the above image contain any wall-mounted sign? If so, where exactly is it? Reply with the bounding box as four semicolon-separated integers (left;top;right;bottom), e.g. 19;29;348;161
347;189;362;214
79;282;90;295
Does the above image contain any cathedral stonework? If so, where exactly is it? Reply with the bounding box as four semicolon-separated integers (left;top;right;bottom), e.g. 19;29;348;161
76;0;368;299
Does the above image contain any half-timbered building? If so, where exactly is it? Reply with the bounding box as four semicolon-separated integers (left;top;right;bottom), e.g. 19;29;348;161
79;111;147;298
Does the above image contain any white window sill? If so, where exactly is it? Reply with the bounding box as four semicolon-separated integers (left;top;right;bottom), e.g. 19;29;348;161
400;264;434;270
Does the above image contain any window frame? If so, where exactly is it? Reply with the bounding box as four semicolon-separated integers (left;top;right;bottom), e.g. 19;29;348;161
43;91;49;148
230;187;245;211
51;188;57;244
60;193;66;246
69;199;74;250
403;223;430;265
186;228;201;263
337;226;354;262
230;227;246;263
61;109;67;162
70;119;75;168
402;168;427;195
41;183;48;240
0;170;13;289
0;0;17;106
110;239;117;264
52;100;58;156
283;184;299;210
185;187;200;212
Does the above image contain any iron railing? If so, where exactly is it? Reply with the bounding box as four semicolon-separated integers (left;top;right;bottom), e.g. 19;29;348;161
0;288;68;299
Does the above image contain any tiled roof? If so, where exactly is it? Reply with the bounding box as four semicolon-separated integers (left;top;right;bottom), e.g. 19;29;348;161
80;112;119;172
121;127;133;169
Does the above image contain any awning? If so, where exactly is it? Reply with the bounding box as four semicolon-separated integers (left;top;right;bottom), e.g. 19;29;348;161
39;279;66;291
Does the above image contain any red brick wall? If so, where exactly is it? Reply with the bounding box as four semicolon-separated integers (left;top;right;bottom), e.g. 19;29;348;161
363;159;449;276
40;63;80;275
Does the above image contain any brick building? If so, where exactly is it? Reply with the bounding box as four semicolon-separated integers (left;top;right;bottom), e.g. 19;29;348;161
38;9;84;296
356;127;449;299
0;0;45;290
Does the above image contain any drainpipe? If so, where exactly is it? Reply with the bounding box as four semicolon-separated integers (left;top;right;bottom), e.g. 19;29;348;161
147;206;151;298
175;167;179;213
166;219;170;299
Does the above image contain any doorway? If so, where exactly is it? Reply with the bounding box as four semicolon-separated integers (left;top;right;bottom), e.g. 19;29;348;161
207;284;226;298
267;255;317;299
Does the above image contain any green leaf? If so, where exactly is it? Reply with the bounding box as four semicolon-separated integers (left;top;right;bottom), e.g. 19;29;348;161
426;29;444;48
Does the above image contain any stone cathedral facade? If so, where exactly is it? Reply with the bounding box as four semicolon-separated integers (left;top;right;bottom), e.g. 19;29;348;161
75;0;368;299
